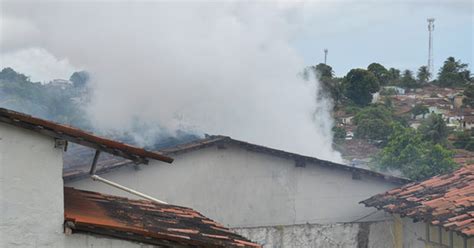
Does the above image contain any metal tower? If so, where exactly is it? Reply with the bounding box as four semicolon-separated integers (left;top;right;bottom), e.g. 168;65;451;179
324;49;328;65
427;18;435;75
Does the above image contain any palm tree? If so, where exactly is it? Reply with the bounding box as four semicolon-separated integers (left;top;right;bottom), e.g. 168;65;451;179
417;66;431;85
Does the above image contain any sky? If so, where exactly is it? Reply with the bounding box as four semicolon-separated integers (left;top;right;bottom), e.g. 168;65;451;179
0;0;472;162
0;0;472;80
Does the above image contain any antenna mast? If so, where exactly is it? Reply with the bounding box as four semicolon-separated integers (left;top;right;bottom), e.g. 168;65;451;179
324;49;328;65
427;18;435;76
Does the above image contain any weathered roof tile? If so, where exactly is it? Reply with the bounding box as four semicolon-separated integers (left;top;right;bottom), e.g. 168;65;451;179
361;165;474;237
64;187;260;247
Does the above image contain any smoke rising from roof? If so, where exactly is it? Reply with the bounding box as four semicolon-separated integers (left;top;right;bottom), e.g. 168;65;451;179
1;1;341;162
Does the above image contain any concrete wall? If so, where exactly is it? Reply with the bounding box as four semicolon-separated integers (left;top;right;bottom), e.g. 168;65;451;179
67;143;400;228
64;233;161;248
0;123;163;248
233;220;395;248
391;215;474;248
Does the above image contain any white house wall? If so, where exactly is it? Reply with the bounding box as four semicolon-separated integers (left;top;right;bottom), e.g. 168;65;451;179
0;123;165;248
0;122;65;247
67;143;400;228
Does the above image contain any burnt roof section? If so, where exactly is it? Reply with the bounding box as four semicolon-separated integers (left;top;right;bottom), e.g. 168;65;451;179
0;108;173;164
361;165;474;237
63;135;410;184
64;187;260;247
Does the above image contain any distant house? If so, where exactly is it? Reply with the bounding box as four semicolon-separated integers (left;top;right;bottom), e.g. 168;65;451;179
463;115;474;130
362;165;474;248
382;86;405;95
340;115;354;125
48;79;73;90
454;95;465;109
65;135;410;247
0;108;258;248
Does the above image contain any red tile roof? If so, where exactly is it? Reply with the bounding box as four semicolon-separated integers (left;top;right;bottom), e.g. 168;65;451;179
64;187;260;247
0;108;173;164
361;165;474;237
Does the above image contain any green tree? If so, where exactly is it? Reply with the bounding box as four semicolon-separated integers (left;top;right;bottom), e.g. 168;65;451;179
387;68;401;85
453;131;471;150
411;104;429;119
0;67;29;83
343;69;380;106
400;69;418;88
304;64;343;104
355;118;393;141
463;85;474;107
332;126;346;140
377;124;457;180
437;57;471;87
69;71;90;88
367;63;390;86
314;63;334;79
418;113;448;145
353;105;393;141
416;66;431;85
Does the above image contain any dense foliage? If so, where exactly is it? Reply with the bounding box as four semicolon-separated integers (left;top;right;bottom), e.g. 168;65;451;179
400;69;418;89
377;124;457;180
343;69;379;106
418;113;449;145
0;67;91;129
410;104;429;119
437;57;471;87
367;63;390;86
462;85;474;108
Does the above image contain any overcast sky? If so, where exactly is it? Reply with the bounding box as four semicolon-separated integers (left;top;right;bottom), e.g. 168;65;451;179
0;0;472;80
0;0;472;160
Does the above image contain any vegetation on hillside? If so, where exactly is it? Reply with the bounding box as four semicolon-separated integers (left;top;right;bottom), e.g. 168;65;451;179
306;56;472;180
0;67;91;129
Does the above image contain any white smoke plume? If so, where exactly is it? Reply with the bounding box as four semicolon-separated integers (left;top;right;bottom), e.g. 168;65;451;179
1;1;341;162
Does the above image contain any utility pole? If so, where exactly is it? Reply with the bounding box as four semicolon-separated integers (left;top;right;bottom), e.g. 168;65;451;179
324;49;328;65
427;18;435;76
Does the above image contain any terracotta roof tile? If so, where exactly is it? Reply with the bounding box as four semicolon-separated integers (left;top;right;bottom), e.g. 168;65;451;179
64;187;260;247
361;165;474;237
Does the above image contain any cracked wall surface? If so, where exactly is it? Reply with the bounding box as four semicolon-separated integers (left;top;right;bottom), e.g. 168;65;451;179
233;221;395;248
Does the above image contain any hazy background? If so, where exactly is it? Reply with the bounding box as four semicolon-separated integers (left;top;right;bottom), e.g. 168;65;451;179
0;0;472;162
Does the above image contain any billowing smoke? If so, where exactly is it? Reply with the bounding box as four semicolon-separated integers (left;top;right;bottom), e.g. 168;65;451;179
1;1;341;162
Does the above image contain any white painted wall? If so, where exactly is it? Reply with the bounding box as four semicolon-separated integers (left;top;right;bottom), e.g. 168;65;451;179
0;123;163;248
67;143;400;228
0;122;65;247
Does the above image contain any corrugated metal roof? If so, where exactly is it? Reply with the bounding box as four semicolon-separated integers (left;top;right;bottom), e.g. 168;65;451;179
0;108;173;164
361;165;474;237
64;187;260;247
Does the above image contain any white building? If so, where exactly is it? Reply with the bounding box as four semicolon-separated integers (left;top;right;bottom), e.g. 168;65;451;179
0;108;257;248
65;135;411;247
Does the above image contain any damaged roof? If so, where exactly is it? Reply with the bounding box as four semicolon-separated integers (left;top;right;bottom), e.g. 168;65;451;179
0;108;173;164
64;187;260;247
63;135;410;184
361;165;474;237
